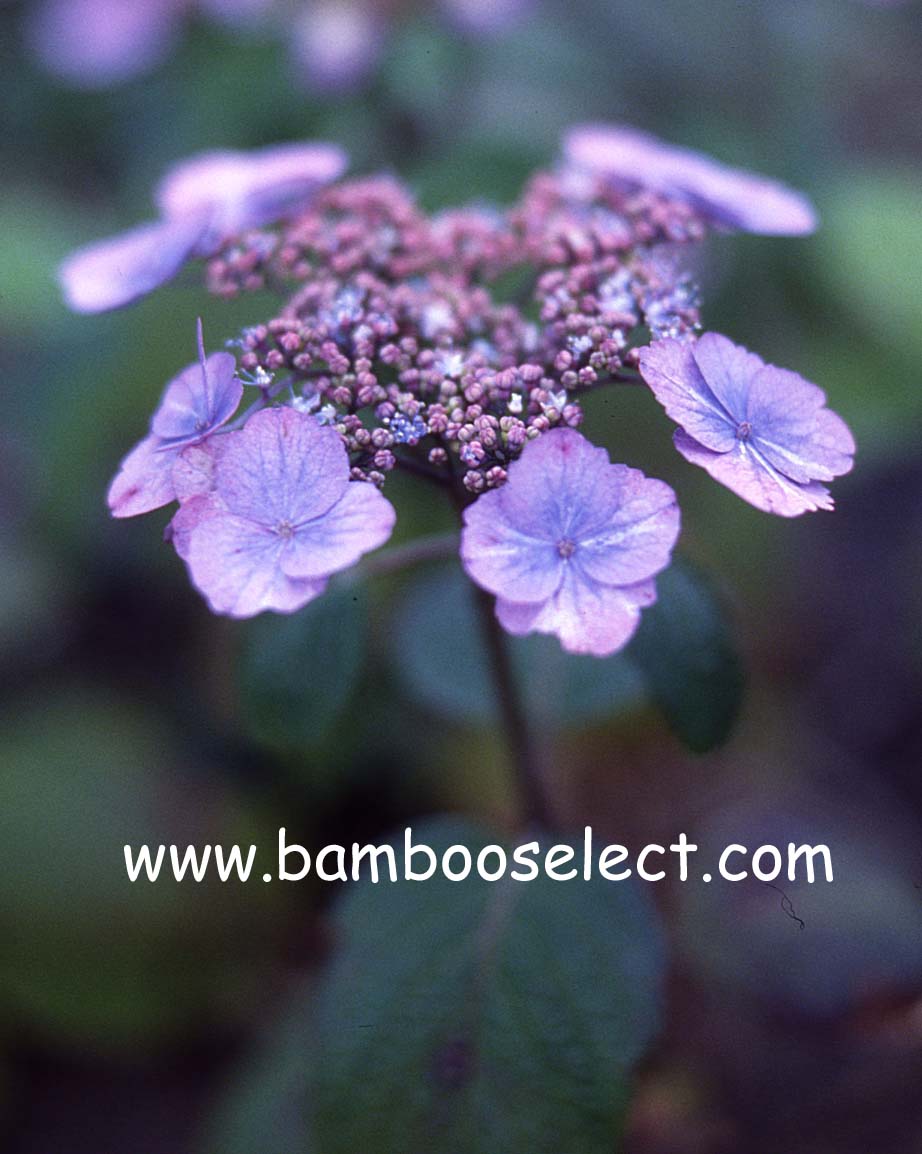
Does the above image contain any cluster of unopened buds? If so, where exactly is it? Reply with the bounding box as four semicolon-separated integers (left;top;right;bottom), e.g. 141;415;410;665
61;124;855;656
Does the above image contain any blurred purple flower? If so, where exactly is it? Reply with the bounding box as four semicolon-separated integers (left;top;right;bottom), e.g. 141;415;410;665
198;0;275;26
108;322;243;517
174;406;396;617
28;0;533;92
461;428;680;656
639;333;855;516
26;0;181;88
563;123;817;236
59;142;347;313
293;2;387;93
439;0;532;35
26;0;273;88
291;0;534;89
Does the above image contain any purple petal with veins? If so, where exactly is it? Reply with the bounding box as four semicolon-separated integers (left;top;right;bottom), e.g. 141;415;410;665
107;328;242;518
461;428;679;656
673;430;836;517
178;407;396;618
151;351;242;444
640;332;855;516
278;481;399;580
166;493;222;562
209;406;350;526
186;514;329;618
629;339;737;454
496;572;658;658
107;435;179;519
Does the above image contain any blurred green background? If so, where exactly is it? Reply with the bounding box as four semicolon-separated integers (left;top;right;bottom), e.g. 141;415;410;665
2;0;922;1150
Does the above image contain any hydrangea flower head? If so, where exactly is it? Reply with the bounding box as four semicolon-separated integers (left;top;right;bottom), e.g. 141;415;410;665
563;123;817;237
461;429;680;656
81;130;855;647
639;333;855;516
108;321;243;517
174;407;396;617
59;142;347;313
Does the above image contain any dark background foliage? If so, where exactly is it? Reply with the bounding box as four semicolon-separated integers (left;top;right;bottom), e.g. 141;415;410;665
2;0;921;1150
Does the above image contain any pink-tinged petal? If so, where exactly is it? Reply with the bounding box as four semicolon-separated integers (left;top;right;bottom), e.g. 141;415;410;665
172;441;224;502
280;480;396;579
691;331;767;419
292;3;385;93
496;572;658;657
461;428;678;653
678;161;818;237
639;340;737;453
674;430;834;517
185;513;327;618
576;473;680;586
565;124;682;187
745;366;855;484
461;489;563;603
648;334;855;512
497;428;623;540
809;406;856;476
151;352;242;441
563;123;817;237
27;0;180;87
62;140;344;314
58;216;206;313
231;143;348;229
165;494;222;561
214;408;349;527
156;142;348;236
156;151;248;224
107;435;179;518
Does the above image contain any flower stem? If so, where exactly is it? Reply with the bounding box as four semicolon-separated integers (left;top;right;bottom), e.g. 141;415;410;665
445;466;553;830
472;584;554;831
394;453;452;486
599;367;645;387
360;532;459;577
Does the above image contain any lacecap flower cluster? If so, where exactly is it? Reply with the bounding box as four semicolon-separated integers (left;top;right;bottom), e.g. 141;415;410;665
63;124;855;657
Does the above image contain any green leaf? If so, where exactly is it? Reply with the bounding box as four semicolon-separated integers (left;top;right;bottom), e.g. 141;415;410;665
809;167;922;451
390;567;646;729
0;687;287;1050
628;560;743;753
676;791;922;1016
0;187;90;329
239;582;367;750
816;168;922;363
312;817;664;1153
